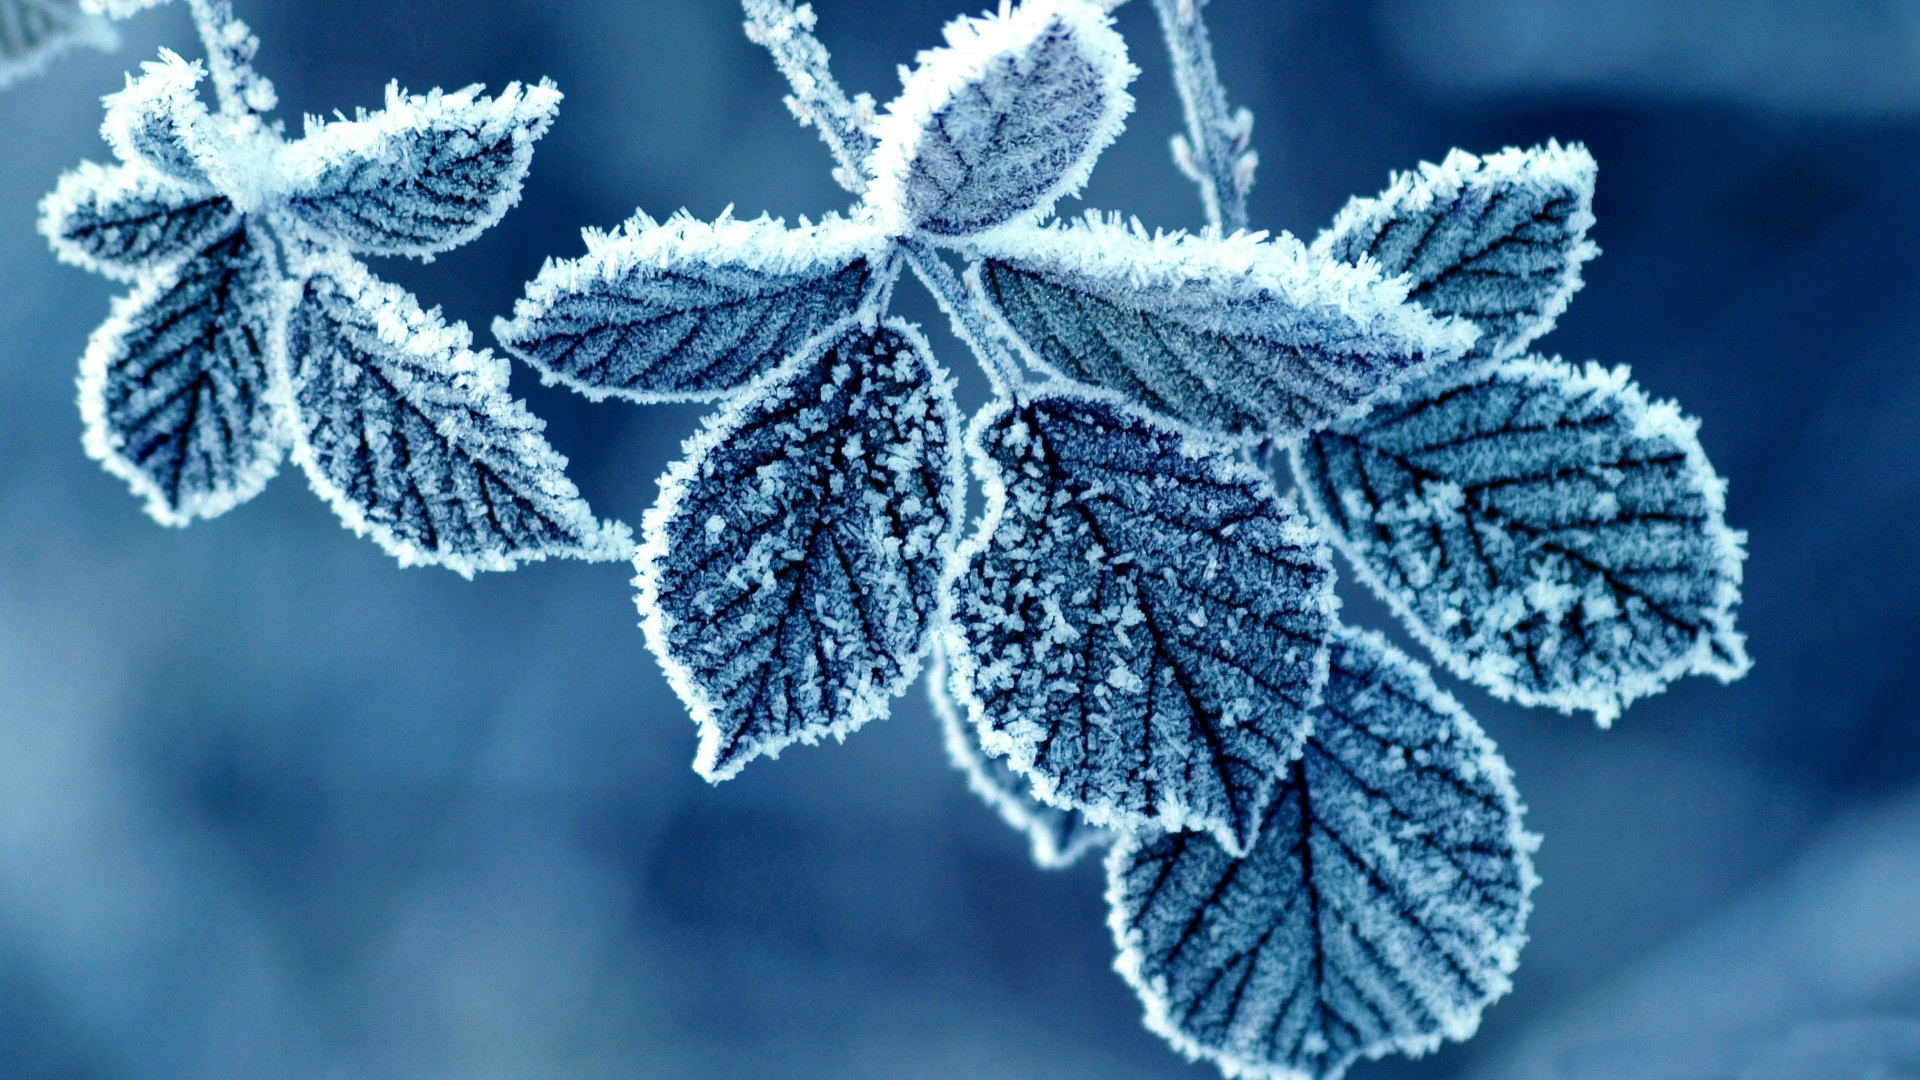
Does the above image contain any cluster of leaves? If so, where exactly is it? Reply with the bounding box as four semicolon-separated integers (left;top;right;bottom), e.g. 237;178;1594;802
40;0;630;573
35;1;1751;1078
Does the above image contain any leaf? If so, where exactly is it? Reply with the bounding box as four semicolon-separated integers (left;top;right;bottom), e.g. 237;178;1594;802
278;254;634;575
0;0;113;90
1314;143;1597;374
78;223;286;524
1108;626;1536;1080
280;80;561;258
40;161;236;280
866;0;1135;240
943;389;1335;856
635;318;961;781
1294;356;1749;723
930;642;1111;870
100;49;217;186
494;213;890;403
970;216;1478;440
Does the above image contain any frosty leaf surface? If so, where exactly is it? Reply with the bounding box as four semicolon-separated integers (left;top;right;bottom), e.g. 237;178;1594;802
1108;626;1535;1080
866;0;1135;240
40;161;236;280
636;319;961;782
280;255;633;575
281;80;560;258
494;213;890;403
0;0;113;89
100;50;216;185
79;0;168;15
1295;357;1749;723
1315;143;1596;374
931;643;1111;870
971;217;1477;440
944;389;1335;855
79;223;285;524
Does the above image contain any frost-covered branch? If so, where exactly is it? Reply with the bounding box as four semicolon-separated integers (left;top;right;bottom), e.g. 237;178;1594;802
183;0;275;117
902;238;1024;391
741;0;877;194
1151;0;1255;232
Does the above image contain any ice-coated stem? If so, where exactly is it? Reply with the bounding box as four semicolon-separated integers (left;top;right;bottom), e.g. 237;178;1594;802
184;0;275;118
903;239;1024;393
741;0;878;195
1151;0;1256;233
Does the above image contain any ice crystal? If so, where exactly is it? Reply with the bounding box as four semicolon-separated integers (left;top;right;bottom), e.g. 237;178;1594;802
41;1;628;572
1108;627;1536;1080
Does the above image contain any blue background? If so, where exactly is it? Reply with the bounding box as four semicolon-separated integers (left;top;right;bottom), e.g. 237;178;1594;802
2;1;1918;1076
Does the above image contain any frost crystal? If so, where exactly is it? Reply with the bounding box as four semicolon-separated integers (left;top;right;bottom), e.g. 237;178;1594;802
0;0;114;89
865;0;1136;240
1315;142;1598;376
636;320;961;781
969;213;1478;439
1108;627;1536;1080
42;4;620;572
280;256;634;575
495;213;891;403
931;643;1112;869
944;390;1335;855
1295;357;1749;723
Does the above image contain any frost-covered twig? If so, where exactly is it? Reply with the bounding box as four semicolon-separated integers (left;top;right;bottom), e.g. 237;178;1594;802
1151;0;1255;232
742;0;877;194
903;238;1024;391
182;0;274;117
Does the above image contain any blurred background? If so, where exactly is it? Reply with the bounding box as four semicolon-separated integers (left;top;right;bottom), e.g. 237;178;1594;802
2;0;1918;1076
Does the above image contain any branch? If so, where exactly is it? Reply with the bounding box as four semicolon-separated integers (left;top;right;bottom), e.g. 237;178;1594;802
741;0;878;196
184;0;276;118
903;239;1025;393
1150;0;1256;232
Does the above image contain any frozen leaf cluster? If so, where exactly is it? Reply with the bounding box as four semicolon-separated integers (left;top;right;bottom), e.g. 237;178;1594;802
41;8;628;573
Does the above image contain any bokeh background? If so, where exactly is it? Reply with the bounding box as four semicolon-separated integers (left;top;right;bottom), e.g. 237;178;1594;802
3;0;1919;1076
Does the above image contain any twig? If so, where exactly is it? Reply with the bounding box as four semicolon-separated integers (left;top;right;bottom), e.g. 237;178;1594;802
184;0;275;118
1151;0;1256;233
741;0;878;196
904;239;1025;393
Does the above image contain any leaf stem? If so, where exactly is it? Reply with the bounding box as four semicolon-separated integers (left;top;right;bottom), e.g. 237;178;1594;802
1151;0;1256;233
903;240;1024;394
741;0;878;196
184;0;275;119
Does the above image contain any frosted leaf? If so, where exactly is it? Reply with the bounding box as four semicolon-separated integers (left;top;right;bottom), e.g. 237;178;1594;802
1294;356;1749;724
280;80;561;259
100;50;216;185
944;389;1335;855
931;642;1111;870
78;223;286;525
970;215;1477;440
1315;143;1597;375
279;254;634;575
636;319;961;781
866;0;1136;240
0;0;114;90
494;213;892;403
1108;626;1535;1080
40;161;236;281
